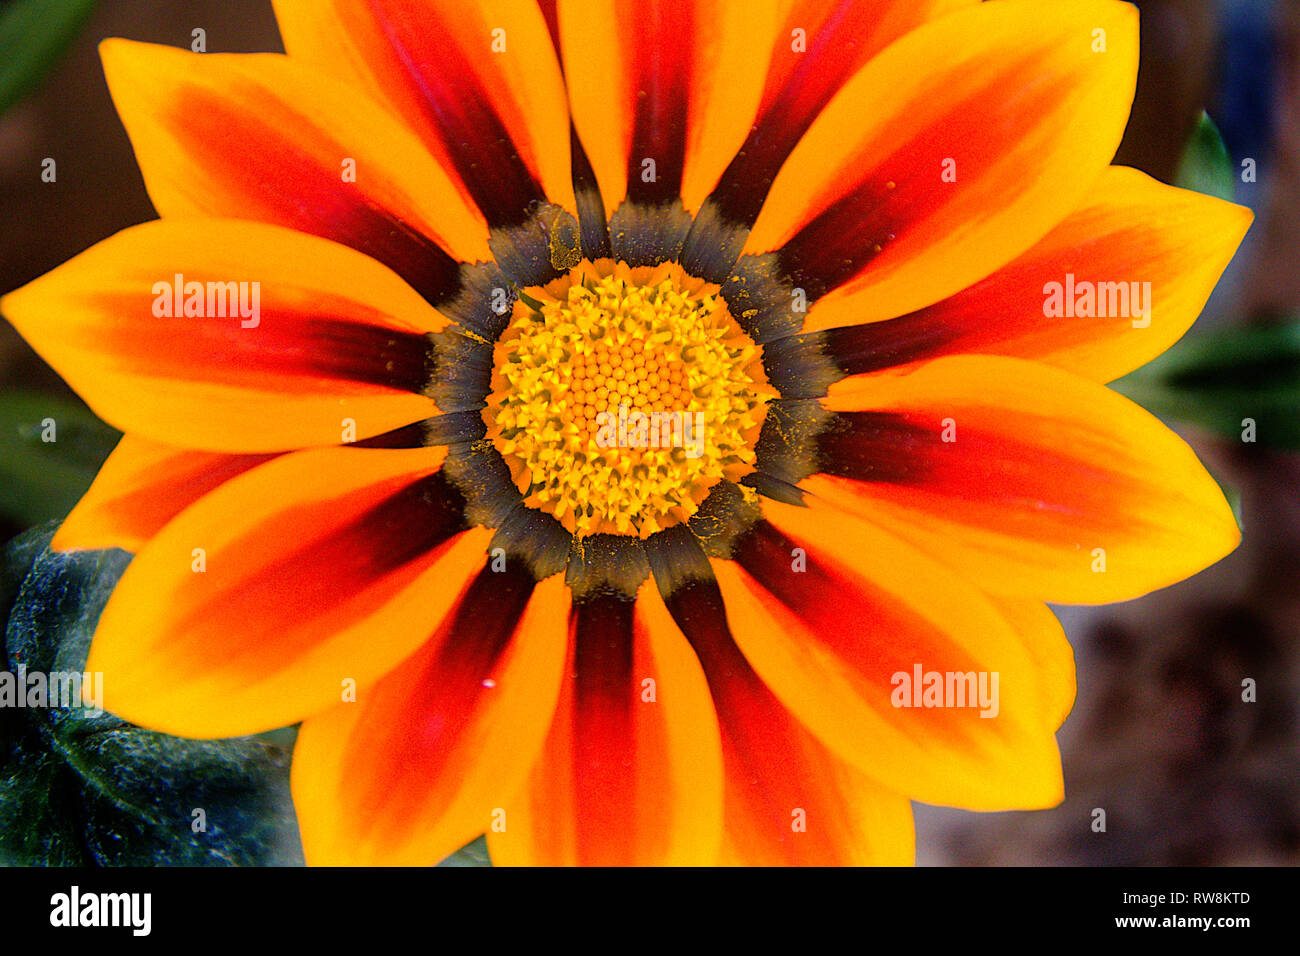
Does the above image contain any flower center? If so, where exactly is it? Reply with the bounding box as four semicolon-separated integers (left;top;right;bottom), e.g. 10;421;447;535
483;259;774;537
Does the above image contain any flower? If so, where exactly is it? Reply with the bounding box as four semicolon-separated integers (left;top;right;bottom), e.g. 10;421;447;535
0;0;1251;866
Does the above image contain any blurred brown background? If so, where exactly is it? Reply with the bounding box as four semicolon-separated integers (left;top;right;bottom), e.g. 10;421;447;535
1;0;1297;865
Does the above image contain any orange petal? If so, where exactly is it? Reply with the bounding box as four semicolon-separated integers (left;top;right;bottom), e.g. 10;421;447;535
100;38;488;299
663;573;914;865
273;0;574;227
985;596;1076;733
292;573;570;866
85;446;494;738
824;166;1254;382
746;0;1139;331
716;494;1065;811
706;0;979;229
817;354;1240;603
488;582;724;865
1;219;440;452
52;435;279;553
558;0;783;216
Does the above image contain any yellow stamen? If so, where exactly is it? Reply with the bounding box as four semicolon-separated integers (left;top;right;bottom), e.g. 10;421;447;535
484;259;775;537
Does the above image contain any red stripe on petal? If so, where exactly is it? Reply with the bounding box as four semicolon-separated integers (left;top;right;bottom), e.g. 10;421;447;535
622;0;695;205
731;518;985;743
163;90;463;304
291;573;570;865
343;561;538;812
711;0;973;227
667;576;914;865
84;294;431;394
774;45;1061;301
569;593;639;859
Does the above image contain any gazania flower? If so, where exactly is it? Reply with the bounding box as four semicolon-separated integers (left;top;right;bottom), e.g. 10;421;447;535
2;0;1250;866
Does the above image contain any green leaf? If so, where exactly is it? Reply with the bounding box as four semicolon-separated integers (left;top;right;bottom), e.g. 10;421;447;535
438;835;492;867
1113;320;1300;450
1174;111;1236;202
0;390;120;527
0;0;98;117
0;525;305;865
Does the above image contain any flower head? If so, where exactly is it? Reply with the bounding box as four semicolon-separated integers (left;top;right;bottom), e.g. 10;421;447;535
1;0;1251;865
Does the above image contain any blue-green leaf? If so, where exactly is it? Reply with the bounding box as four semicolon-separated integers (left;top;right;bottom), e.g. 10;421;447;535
0;525;305;865
1174;111;1236;202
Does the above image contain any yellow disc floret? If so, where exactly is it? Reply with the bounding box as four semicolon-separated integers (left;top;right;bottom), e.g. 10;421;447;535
484;259;775;537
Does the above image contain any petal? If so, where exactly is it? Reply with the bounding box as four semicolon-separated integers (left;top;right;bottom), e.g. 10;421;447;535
986;596;1077;733
272;0;574;227
824;166;1254;382
816;354;1240;603
100;38;488;300
1;219;440;452
706;0;979;229
664;573;914;865
558;0;784;215
292;571;569;866
716;494;1065;811
746;0;1140;332
86;446;494;738
488;582;724;866
52;435;279;553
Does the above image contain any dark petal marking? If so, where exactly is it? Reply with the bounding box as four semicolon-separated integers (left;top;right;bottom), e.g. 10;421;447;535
430;558;538;676
741;471;807;508
488;503;573;581
488;203;583;288
773;44;1069;306
731;516;986;698
677;198;754;285
421;410;488;446
428;329;493;412
346;556;538;801
662;570;863;866
442;438;523;530
566;533;651;600
686;481;764;560
814;410;940;485
608;199;693;267
356;411;486;449
437;262;517;343
352;419;438;449
758;331;841;399
720;254;803;345
751;398;833;487
774;176;904;302
823;311;965;377
643;523;712;601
